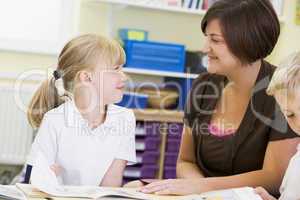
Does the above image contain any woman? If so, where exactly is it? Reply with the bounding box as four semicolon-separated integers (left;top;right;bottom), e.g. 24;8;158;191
138;0;300;196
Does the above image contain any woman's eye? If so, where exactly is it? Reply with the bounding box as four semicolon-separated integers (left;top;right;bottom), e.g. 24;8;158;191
211;38;220;43
286;113;295;118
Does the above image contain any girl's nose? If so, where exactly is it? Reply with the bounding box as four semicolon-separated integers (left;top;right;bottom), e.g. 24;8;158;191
120;71;128;82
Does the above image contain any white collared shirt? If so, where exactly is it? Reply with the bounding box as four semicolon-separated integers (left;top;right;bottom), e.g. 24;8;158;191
27;100;136;186
279;143;300;200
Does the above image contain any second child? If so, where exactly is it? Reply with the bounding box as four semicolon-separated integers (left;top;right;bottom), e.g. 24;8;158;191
255;52;300;200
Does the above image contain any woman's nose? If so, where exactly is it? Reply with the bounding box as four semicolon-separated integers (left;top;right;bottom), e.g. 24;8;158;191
201;37;211;53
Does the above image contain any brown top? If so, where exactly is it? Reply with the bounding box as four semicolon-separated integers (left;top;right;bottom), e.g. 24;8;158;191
184;60;299;177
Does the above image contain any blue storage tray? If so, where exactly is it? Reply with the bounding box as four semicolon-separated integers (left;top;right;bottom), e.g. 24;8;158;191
116;92;148;109
124;40;186;72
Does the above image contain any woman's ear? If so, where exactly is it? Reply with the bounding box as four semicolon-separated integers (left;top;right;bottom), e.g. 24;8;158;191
78;70;92;83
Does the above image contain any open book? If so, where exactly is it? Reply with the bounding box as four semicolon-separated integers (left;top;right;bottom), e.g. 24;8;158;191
0;185;26;200
16;183;153;200
0;184;264;200
182;187;263;200
16;151;152;200
17;152;261;200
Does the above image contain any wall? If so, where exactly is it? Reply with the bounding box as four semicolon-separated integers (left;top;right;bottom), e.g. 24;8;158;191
0;0;298;74
0;1;108;74
109;6;204;50
268;0;300;64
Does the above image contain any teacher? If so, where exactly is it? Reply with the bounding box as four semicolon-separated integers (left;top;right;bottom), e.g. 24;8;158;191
139;0;300;196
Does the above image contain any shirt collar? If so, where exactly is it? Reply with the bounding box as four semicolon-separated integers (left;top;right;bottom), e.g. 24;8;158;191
64;99;111;129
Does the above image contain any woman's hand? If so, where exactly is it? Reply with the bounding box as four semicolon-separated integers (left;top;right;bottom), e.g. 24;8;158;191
123;179;159;188
123;180;145;188
255;187;277;200
138;179;207;195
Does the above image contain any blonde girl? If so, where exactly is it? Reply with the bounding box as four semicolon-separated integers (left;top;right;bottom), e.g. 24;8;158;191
25;34;136;186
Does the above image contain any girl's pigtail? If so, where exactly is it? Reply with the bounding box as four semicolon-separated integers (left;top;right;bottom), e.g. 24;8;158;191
27;76;64;129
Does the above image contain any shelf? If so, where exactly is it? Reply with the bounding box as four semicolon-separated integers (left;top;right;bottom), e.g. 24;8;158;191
94;0;206;16
93;0;285;23
123;67;199;79
133;108;184;123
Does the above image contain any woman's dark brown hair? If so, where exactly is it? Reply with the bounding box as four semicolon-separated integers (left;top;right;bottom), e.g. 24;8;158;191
201;0;280;64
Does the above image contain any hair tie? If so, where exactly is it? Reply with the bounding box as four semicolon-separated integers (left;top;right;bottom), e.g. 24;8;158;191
53;70;62;80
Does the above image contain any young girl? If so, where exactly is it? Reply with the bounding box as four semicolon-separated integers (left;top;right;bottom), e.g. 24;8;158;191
255;52;300;200
25;34;136;186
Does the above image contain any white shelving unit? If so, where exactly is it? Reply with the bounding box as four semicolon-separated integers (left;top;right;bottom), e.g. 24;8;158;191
92;0;285;22
93;0;206;15
123;67;198;79
0;68;199;81
86;0;206;80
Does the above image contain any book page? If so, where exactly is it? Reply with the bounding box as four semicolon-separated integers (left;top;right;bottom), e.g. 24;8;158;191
23;152;152;199
182;187;262;200
0;185;27;200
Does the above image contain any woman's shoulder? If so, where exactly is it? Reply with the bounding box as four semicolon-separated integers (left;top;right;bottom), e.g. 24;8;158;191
193;72;224;83
261;60;277;76
190;72;224;95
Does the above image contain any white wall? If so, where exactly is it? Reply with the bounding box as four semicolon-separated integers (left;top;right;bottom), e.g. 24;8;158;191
268;0;300;64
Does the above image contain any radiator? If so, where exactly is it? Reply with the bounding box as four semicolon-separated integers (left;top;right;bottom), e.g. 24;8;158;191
0;83;36;165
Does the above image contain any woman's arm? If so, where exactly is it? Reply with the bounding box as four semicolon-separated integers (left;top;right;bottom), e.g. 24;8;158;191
201;138;299;194
100;159;127;187
176;125;205;179
139;138;300;195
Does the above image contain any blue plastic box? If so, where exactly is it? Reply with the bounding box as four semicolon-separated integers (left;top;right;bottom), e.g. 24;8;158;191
116;92;148;109
124;40;186;72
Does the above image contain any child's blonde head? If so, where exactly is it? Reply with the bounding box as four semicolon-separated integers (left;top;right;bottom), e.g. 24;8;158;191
267;52;300;98
27;34;125;128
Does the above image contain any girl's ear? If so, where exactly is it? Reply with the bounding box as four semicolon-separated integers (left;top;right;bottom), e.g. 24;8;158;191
78;70;92;82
